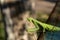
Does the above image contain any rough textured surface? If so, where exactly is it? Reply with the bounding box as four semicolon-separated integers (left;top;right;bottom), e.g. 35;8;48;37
35;0;55;14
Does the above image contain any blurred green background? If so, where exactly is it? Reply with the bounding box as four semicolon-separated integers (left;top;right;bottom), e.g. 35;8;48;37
0;10;5;40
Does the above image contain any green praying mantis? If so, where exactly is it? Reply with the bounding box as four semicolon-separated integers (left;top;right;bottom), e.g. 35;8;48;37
26;17;60;32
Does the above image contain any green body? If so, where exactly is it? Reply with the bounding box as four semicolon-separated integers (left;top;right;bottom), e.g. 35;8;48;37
27;17;60;32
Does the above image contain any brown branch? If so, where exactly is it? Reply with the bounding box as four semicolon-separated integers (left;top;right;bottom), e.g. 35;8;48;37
46;1;59;23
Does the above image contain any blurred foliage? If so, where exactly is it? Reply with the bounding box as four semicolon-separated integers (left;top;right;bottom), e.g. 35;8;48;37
0;10;1;21
0;11;5;40
0;23;5;40
36;12;48;22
